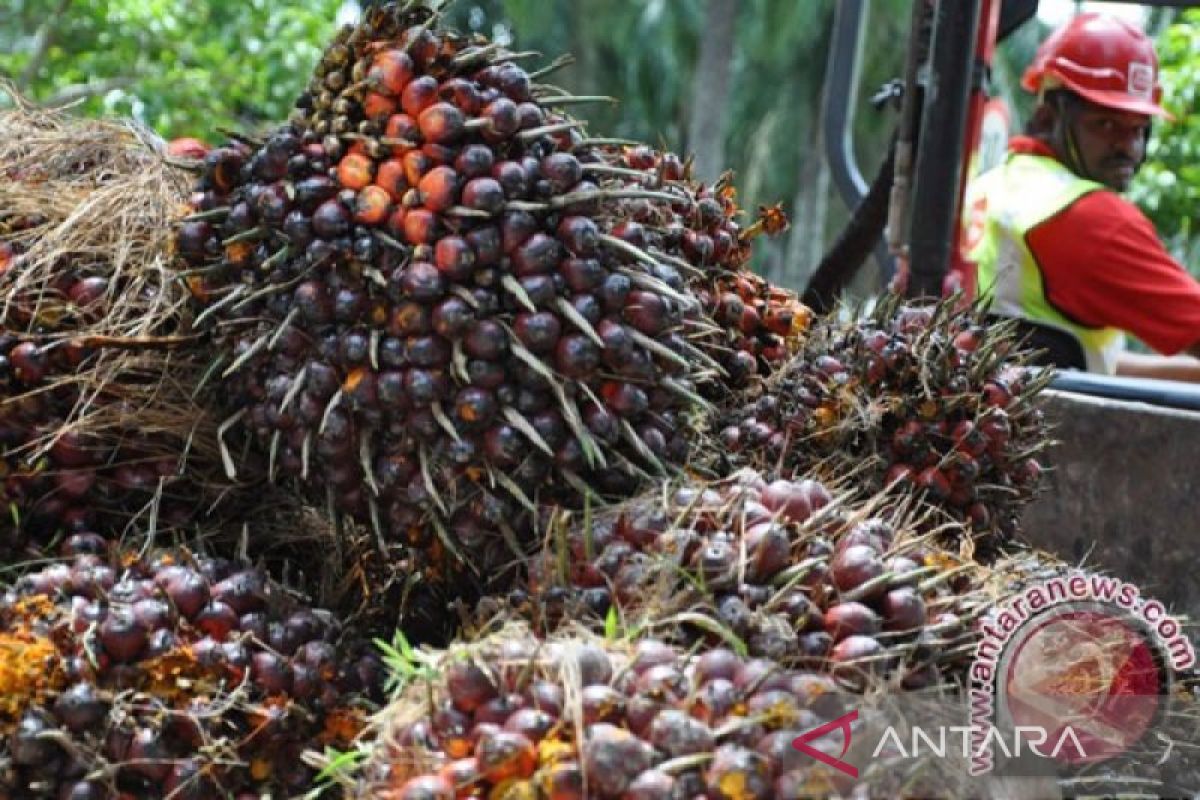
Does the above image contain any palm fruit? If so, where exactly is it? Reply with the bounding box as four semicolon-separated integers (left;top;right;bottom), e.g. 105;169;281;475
0;107;246;561
717;295;1052;551
352;624;958;799
177;2;785;591
0;542;384;798
519;469;987;691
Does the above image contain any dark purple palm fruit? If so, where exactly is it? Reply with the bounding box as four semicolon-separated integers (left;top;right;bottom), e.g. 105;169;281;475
176;0;729;605
0;546;383;797
714;294;1051;550
361;624;965;798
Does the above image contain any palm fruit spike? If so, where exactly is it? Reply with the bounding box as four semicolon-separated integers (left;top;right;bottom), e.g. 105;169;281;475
350;623;962;799
0;540;384;798
178;3;751;585
516;469;988;690
0;110;241;561
717;294;1053;552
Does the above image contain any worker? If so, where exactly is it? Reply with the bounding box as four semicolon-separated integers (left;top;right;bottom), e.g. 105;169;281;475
963;12;1200;381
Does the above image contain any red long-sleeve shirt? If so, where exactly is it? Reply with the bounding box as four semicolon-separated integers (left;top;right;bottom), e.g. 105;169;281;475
1010;136;1200;355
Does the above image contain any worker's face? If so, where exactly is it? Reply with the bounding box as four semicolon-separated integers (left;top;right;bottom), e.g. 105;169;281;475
1064;100;1151;191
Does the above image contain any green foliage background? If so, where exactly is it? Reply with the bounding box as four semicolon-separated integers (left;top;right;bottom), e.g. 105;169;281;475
1129;9;1200;270
1;1;1194;283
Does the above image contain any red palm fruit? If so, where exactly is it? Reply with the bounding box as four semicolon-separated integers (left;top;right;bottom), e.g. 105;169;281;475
556;334;600;378
446;661;497;712
312;200;352;239
401;75;440;118
501;210;538;253
556;216;599;256
418;102;466;144
1011;457;1042;487
475;730;537;783
543;761;585;800
455;143;494;178
68;275;110;311
55;469;95;499
439;77;482;114
623;290;670;335
455;387;497;429
515;101;545;130
337;152;374;190
491;159;527;197
539;153;582;194
512;232;560;276
705;746;771;800
466;225;502;266
393;775;455;800
659;152;685;180
881;587;926;631
403;149;434;185
760;479;813;524
434;235;476;281
513;311;561;353
823;602;881;641
386;206;408;238
375;158;408;201
982;380;1012;408
461;177;505;214
979;409;1012;452
832;545;885;595
492;63;532;101
98;610;146;663
9;342;47;383
418;166;458;212
161;570;209;620
385;112;420;143
464;320;508;361
127;726;172;783
354;185;392;225
916;466;952;499
884;463;916;490
560;257;605;293
403;208;441;245
369;49;414;96
195;600;239;640
601;381;648;417
481;98;519;138
583;724;655;796
831;635;886;683
364;91;398;120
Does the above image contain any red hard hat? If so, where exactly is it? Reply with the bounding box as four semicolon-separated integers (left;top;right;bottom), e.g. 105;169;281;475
1021;12;1170;119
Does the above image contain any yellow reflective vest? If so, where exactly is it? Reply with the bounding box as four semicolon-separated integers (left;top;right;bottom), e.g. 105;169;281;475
964;153;1126;374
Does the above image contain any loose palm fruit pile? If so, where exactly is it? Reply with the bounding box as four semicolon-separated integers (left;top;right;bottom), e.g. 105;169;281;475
718;297;1051;549
175;1;807;588
0;109;240;560
0;542;383;798
521;470;985;689
354;624;951;800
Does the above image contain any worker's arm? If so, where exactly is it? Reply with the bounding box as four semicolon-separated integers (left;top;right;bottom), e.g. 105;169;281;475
1115;348;1200;383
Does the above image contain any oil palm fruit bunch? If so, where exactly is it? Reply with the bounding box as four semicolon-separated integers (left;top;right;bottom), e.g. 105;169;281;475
0;541;384;798
0;107;243;561
520;470;986;690
176;1;764;585
353;624;942;800
718;296;1052;549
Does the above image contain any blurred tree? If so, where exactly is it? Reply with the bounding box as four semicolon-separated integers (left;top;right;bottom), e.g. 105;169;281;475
0;0;342;142
1129;9;1199;270
1;0;911;290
